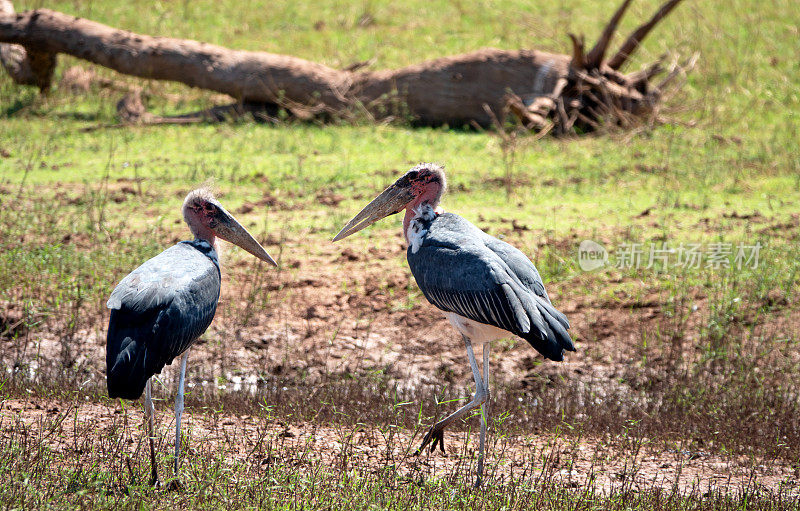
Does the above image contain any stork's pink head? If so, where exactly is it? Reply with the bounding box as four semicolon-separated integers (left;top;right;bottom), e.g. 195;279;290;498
182;188;277;266
182;188;219;240
396;163;447;211
332;163;447;242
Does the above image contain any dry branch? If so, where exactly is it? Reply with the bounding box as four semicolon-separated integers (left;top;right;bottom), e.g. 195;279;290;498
0;0;690;135
608;0;685;70
585;0;632;69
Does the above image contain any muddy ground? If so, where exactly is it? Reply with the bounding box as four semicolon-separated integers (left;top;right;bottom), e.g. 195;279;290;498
2;207;799;494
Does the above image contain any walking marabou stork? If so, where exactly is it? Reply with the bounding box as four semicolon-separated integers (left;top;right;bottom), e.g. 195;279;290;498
106;188;276;488
333;164;574;486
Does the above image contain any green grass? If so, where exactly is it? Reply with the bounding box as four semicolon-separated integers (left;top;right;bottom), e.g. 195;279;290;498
2;0;800;508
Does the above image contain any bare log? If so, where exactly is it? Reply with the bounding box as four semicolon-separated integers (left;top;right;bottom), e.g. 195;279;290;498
505;93;551;131
0;0;690;134
0;0;54;90
0;8;352;109
354;49;570;127
626;54;666;90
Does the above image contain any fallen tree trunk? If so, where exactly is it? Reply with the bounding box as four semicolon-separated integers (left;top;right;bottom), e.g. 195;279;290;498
0;0;693;133
0;0;55;90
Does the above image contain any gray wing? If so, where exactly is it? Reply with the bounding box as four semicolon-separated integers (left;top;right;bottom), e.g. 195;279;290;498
407;214;573;361
481;234;551;303
106;243;221;399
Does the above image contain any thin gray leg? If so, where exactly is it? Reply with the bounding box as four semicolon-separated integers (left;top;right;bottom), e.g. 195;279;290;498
144;378;158;486
476;342;491;488
173;351;189;477
416;335;487;454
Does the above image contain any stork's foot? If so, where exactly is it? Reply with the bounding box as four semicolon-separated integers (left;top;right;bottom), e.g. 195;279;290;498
165;478;184;492
415;424;446;455
148;467;160;489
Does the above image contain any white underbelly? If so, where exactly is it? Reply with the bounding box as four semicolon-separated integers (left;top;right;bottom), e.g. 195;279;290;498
444;312;510;343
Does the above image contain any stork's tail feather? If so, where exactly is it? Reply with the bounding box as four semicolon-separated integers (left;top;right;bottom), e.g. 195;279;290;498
107;336;152;400
523;298;574;362
106;309;164;400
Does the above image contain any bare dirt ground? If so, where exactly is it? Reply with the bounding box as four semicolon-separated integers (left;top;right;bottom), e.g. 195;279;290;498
7;180;797;397
1;397;797;494
5;223;713;392
3;200;799;495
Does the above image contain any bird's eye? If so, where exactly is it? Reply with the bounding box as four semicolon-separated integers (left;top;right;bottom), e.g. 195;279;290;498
193;202;215;216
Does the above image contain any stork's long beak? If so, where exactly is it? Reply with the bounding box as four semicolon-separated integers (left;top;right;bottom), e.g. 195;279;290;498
333;182;415;242
212;206;278;266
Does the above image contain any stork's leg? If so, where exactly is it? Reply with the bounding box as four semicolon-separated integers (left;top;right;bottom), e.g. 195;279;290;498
169;351;189;488
416;335;487;455
144;378;159;487
476;342;491;488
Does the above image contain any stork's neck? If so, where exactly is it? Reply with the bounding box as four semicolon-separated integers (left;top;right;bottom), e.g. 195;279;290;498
402;181;444;241
403;203;444;237
187;223;220;260
191;228;216;247
403;202;445;256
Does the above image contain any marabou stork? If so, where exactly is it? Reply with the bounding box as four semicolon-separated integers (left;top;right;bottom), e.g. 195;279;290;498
106;188;276;487
333;164;574;486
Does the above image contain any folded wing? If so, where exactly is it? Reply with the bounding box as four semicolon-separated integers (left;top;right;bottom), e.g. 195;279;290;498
106;242;221;399
407;214;573;361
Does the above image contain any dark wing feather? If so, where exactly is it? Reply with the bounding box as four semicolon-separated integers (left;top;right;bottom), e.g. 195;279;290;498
106;242;220;400
481;234;570;328
413;247;529;334
407;213;573;361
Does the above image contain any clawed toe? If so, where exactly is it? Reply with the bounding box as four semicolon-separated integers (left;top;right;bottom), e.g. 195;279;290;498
415;426;446;455
148;468;160;489
165;478;184;492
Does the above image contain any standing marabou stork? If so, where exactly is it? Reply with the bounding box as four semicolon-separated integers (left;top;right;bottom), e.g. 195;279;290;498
333;164;574;486
106;188;276;488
